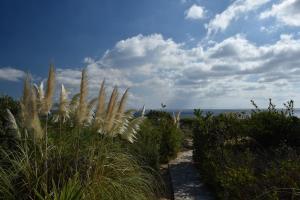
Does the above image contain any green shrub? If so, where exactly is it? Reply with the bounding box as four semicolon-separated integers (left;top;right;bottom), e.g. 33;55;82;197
146;110;183;163
130;119;162;170
248;111;300;148
129;110;183;170
193;100;300;199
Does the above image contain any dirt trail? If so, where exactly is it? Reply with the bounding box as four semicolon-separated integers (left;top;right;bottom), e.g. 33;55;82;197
168;150;214;200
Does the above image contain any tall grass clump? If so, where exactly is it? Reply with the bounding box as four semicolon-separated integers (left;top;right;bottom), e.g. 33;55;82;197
0;66;160;200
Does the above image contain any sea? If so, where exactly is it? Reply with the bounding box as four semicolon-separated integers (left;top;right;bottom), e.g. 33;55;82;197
151;109;300;118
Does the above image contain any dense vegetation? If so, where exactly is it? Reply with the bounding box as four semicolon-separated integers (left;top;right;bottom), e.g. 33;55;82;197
193;100;300;199
131;110;183;170
0;66;182;200
6;64;300;200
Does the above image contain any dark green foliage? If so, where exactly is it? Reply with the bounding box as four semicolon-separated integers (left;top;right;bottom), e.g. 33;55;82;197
180;117;195;138
133;110;183;169
193;100;300;199
147;110;183;163
248;111;300;148
130;119;162;170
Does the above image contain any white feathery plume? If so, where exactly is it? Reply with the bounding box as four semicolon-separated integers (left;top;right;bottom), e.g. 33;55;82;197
173;112;176;124
33;81;44;112
141;105;146;117
6;109;21;139
116;88;129;121
33;81;44;101
30;87;43;139
59;84;69;123
176;111;181;128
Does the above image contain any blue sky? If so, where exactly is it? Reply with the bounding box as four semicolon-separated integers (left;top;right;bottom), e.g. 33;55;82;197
1;0;300;109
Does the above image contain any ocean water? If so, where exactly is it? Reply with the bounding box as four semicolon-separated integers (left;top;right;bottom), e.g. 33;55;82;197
162;109;300;118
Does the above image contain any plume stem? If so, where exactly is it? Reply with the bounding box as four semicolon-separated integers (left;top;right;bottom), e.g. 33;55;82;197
45;113;49;193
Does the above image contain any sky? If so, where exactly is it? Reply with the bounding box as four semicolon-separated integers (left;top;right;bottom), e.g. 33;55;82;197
1;0;300;109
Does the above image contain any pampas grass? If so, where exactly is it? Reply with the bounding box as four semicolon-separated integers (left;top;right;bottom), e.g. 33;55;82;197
42;64;56;115
92;83;142;143
77;69;88;126
94;80;106;124
141;105;146;117
20;73;32;128
105;86;119;132
116;88;129;120
30;87;43;140
20;73;43;140
0;66;158;199
0;130;159;200
6;109;20;139
173;111;181;128
58;84;69;123
34;81;44;113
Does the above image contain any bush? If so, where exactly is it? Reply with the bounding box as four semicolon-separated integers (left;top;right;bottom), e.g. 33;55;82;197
248;111;300;148
132;110;183;170
146;110;183;163
129;119;162;170
193;100;300;199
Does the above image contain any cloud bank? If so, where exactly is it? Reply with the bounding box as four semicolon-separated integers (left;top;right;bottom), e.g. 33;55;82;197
260;0;300;27
2;0;300;109
207;0;270;35
54;33;300;108
0;67;25;82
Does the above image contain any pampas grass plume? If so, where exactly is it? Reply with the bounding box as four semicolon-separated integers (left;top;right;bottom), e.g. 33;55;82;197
43;64;55;114
95;80;106;122
6;109;21;139
106;86;118;132
116;88;129;120
77;68;88;125
59;84;69;122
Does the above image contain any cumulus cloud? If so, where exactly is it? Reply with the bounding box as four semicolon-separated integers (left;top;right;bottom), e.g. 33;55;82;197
260;0;300;27
0;67;25;81
54;33;300;108
207;0;270;35
185;4;205;20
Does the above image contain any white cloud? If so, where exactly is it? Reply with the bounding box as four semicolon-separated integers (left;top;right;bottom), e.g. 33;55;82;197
185;4;205;20
207;0;270;35
55;33;300;108
0;67;25;81
260;25;279;34
260;0;300;27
